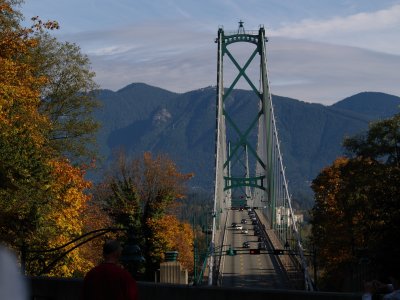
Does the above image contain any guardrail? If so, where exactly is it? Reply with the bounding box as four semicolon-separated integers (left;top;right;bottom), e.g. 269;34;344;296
255;210;308;289
29;277;362;300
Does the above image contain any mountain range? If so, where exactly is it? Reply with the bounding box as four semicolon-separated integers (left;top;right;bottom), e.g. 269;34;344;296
93;83;400;208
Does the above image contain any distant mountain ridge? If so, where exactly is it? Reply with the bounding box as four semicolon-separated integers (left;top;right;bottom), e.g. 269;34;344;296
332;92;400;118
93;83;400;207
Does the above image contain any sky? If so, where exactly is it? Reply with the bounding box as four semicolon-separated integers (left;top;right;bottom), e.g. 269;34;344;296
20;0;400;105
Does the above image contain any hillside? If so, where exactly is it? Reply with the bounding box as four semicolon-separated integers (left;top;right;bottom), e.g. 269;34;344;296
92;84;400;207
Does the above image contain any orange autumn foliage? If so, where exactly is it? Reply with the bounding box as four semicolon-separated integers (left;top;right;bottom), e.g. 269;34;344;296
28;159;114;277
147;215;194;273
310;155;399;291
0;2;49;147
1;2;102;278
140;152;193;216
1;1;53;251
101;151;194;277
41;159;93;276
311;157;353;266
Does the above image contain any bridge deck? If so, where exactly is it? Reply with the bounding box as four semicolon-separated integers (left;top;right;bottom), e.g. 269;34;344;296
219;209;292;289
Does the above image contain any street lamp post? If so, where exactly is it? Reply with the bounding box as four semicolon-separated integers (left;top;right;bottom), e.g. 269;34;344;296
121;228;145;278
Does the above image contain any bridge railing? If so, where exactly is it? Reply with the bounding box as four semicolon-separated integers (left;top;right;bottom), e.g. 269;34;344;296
29;277;362;300
256;210;307;290
263;92;315;290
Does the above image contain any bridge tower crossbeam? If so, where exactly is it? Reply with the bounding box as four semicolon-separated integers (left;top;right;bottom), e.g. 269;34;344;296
208;22;314;291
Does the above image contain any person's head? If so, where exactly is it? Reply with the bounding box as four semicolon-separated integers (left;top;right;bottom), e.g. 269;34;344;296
103;240;122;262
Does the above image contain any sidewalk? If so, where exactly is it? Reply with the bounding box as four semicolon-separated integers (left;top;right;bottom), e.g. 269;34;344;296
256;208;305;289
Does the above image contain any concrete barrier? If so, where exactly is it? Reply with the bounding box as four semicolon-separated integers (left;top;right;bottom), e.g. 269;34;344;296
160;261;188;284
29;277;362;300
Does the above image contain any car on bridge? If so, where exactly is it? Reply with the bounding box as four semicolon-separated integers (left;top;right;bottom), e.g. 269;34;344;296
234;225;243;230
242;241;250;248
241;218;247;224
258;242;266;250
241;229;248;234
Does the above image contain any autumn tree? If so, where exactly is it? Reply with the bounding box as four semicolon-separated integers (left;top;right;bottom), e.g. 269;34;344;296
97;151;193;278
1;0;100;164
1;1;101;277
342;113;400;278
1;0;53;247
147;215;194;272
311;113;400;291
25;159;93;277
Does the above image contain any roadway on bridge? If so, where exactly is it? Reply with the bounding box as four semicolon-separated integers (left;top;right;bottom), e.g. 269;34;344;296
219;209;291;289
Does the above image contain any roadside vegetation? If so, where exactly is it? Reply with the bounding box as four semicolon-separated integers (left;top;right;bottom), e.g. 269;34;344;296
310;113;400;291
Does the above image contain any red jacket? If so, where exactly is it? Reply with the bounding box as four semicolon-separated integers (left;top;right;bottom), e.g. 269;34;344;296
83;262;138;300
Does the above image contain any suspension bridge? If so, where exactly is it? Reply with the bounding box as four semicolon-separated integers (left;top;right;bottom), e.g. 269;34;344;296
28;22;365;300
205;22;314;291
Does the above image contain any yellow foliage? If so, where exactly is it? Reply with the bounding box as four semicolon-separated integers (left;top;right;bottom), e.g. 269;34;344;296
42;159;94;277
1;3;50;148
147;215;194;272
1;2;99;277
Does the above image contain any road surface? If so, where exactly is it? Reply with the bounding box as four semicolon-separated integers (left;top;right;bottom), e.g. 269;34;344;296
219;209;291;289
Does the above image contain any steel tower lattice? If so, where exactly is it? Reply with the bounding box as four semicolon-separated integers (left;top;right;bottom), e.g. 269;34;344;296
208;22;314;290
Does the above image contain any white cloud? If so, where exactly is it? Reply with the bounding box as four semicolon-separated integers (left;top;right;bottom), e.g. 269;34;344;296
270;4;400;55
47;5;400;105
267;38;400;104
272;4;400;36
87;45;138;56
87;24;400;105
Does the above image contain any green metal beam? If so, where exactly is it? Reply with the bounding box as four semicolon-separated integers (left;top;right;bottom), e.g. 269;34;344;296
223;175;266;191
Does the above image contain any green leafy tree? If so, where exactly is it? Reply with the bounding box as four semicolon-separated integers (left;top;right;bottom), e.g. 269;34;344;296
343;114;400;166
31;33;100;163
99;151;142;234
